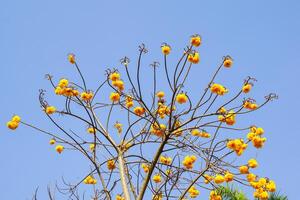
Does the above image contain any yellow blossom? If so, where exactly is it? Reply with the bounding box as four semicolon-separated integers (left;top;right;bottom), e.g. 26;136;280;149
239;165;249;174
49;138;56;145
214;174;225;184
183;155;197;169
242;83;252;93
248;158;258;168
133;106;145;116
81;91;93;101
176;93;188;104
156;91;165;99
224;172;234;182
161;43;171;55
45;106;56;114
116;195;125;200
142;163;150;173
109;72;121;81
110;92;120;102
87;127;96;134
6;121;19;130
89;143;95;151
210;83;228;95
107;159;116;170
153;174;162;183
223;56;233;68
190;34;201;47
188;186;200;198
55;145;64;154
68;53;75;64
84;175;97;185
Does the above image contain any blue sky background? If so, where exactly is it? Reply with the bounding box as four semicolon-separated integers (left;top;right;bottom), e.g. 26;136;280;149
1;0;300;199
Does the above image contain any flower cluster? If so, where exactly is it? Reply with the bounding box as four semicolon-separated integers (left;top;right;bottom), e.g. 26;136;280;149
247;126;267;148
226;139;248;156
188;186;200;198
110;72;124;91
188;52;200;64
159;155;172;165
210;83;228;96
7;115;21;130
107;159;116;170
54;79;79;97
182;155;197;169
150;123;166;137
83;175;97;185
80;91;93;102
223;56;233;68
176;93;188;104
153;174;162;183
55;145;64;154
209;190;222;200
243;99;258;110
191;129;211;138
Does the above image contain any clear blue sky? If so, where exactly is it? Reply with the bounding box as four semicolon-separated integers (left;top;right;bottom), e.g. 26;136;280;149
1;0;299;199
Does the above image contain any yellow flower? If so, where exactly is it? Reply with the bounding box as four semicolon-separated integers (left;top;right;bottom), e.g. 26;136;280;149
151;123;167;137
12;115;21;123
159;156;172;165
45;106;56;114
224;172;234;182
191;129;201;136
248;158;258;168
107;159;116;170
209;190;222;200
126;101;134;108
68;53;75;64
243;100;258;110
49;138;56;145
133;106;146;116
116;195;125;200
239;165;249;174
183;155;197;169
84;175;97;185
87;127;96;134
214;174;225;184
226;139;247;156
188;52;200;64
252;136;266;148
247;173;257;182
7;121;19;130
256;127;264;135
109;72;121;81
153;174;162;183
112;80;125;91
80;91;94;101
188;186;200;198
242;83;252;93
203;174;213;184
89;144;95;151
176;93;188;104
58;79;69;88
190;34;201;47
223;56;233;68
210;83;228;95
266;180;276;192
125;96;134;108
142;163;150;173
156;91;165;99
114;122;123;134
161;43;171;55
55;145;64;154
110;92;120;102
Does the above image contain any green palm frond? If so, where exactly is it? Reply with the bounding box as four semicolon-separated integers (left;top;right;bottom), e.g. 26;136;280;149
216;185;249;200
268;192;288;200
